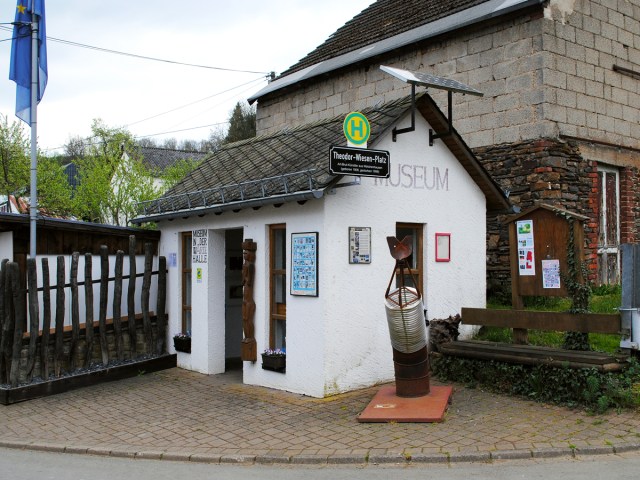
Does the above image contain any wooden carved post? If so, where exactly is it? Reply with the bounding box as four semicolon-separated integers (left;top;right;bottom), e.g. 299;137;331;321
141;242;153;355
156;256;167;355
83;254;94;368
98;246;109;366
128;236;137;356
113;250;124;361
26;258;39;380
41;258;51;379
9;263;24;387
54;256;65;377
69;252;80;369
241;239;257;362
0;259;8;383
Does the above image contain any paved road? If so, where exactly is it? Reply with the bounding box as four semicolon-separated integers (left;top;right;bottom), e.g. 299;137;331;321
3;448;640;480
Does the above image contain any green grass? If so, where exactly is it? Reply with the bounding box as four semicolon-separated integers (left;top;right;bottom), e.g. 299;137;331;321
479;287;622;354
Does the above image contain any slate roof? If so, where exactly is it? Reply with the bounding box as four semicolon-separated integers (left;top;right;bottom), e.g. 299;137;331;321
249;0;542;103
133;93;509;224
139;147;208;175
280;0;490;77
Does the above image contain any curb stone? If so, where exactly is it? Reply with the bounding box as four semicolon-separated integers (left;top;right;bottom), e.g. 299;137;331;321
219;454;256;464
448;451;491;463
28;442;66;453
574;445;615;456
409;453;450;463
614;443;640;454
290;454;329;464
531;447;575;458
326;453;366;464
490;450;532;460
189;453;221;463
255;454;291;464
368;453;409;464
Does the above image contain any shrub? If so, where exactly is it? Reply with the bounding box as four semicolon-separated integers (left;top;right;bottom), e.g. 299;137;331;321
431;355;640;413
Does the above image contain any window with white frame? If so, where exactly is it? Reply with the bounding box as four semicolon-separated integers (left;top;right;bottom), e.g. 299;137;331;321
596;166;620;284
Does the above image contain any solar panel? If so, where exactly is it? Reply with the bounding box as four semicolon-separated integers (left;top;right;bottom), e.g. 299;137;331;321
380;65;483;96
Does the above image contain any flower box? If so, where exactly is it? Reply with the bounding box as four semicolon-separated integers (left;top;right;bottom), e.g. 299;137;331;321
173;335;191;353
261;352;286;372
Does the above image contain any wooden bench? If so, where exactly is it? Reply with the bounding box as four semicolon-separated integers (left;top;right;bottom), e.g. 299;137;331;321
438;307;628;372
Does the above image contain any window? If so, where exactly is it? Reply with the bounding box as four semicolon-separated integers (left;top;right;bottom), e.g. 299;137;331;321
269;224;286;350
181;232;192;335
597;167;620;284
395;223;424;294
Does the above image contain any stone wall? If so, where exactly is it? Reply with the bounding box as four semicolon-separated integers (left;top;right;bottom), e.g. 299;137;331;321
474;138;599;293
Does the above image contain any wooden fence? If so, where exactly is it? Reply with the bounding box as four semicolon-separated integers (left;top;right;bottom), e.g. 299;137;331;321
0;236;167;387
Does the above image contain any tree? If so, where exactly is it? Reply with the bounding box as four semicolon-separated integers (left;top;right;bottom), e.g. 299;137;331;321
72;119;157;225
160;158;202;192
0;113;29;199
36;156;74;216
0;114;73;216
224;102;256;144
64;135;87;160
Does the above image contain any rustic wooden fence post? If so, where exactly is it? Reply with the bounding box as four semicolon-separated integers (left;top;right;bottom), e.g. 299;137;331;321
54;256;65;377
26;258;39;380
141;242;153;354
98;246;109;366
0;259;8;384
84;253;94;368
41;258;51;379
128;236;137;357
156;256;167;355
9;262;25;387
113;250;124;360
69;252;80;369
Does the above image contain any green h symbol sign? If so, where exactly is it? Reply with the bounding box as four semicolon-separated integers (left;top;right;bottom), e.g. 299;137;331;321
343;112;370;146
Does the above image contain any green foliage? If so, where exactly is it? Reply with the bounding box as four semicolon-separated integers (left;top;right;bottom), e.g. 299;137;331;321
224;102;256;144
72;119;158;225
160;158;202;192
0;113;29;198
36;156;74;216
431;355;640;413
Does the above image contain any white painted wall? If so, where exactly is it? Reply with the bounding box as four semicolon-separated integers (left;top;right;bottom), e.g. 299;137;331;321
156;113;488;398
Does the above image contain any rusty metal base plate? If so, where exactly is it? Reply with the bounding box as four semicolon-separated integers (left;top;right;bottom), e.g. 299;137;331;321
357;385;453;423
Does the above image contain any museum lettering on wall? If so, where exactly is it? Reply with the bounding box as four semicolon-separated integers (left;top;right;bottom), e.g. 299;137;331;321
373;164;449;190
192;229;208;264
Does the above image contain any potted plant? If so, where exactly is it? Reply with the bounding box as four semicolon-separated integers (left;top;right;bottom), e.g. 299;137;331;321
173;333;191;353
261;349;286;372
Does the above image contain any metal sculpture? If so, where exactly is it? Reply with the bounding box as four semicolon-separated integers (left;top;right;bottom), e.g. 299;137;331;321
384;236;430;397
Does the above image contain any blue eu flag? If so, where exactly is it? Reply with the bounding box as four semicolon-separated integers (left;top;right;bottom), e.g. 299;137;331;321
9;0;48;125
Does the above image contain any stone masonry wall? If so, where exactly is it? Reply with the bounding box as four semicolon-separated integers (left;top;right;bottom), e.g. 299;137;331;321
257;0;640;152
473;139;599;292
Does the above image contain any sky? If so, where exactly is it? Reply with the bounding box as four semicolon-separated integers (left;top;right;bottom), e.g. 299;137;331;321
0;0;373;155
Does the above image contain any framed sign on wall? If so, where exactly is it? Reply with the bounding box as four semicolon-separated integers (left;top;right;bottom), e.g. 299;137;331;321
435;233;451;262
291;232;318;296
349;227;371;264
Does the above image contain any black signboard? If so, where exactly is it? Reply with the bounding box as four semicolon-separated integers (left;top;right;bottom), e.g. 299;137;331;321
329;146;390;178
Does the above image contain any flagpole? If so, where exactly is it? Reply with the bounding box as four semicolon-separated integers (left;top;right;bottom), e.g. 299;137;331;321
29;11;38;259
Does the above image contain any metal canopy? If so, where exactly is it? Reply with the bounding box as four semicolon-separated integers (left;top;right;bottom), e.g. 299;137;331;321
380;65;483;96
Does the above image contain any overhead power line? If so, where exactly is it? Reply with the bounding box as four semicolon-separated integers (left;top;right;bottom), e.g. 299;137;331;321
0;26;272;75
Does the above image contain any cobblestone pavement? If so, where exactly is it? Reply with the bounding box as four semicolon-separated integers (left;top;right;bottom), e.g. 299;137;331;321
1;367;640;465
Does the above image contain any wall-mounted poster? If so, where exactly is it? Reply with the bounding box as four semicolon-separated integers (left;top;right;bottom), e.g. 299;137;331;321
291;232;318;296
541;259;561;289
349;227;371;264
435;233;451;262
516;220;535;276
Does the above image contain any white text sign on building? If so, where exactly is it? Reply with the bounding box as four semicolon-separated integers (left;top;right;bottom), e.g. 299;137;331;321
329;146;390;178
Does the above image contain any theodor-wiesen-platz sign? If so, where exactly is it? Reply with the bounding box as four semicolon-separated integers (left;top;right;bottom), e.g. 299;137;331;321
329;146;390;178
